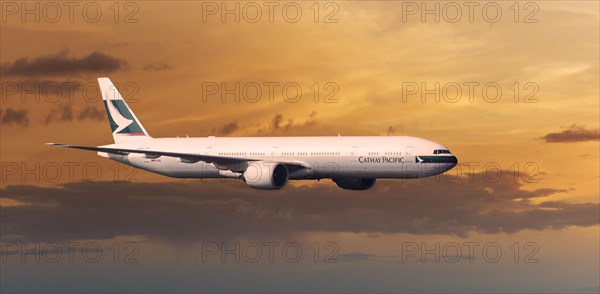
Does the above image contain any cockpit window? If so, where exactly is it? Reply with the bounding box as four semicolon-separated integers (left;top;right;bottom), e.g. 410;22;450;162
434;149;450;154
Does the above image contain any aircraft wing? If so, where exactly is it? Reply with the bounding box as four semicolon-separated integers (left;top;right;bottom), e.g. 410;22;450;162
46;143;308;169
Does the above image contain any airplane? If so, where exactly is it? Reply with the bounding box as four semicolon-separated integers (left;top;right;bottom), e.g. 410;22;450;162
47;77;458;190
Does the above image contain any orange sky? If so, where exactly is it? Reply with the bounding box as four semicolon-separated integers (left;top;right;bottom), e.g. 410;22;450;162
1;1;598;292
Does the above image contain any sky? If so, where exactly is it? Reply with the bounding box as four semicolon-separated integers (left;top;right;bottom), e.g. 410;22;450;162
1;1;599;293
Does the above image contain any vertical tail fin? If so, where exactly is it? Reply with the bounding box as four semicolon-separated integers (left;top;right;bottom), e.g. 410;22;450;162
98;77;151;143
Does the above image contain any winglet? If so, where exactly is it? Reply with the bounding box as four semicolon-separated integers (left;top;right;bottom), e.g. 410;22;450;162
45;143;71;148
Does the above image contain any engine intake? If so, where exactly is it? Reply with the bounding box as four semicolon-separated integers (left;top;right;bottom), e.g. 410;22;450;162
332;178;376;190
243;161;289;190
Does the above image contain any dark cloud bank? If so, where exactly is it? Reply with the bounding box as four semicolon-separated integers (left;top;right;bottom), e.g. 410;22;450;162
44;104;104;125
0;51;126;77
0;108;29;126
541;124;600;143
1;171;598;243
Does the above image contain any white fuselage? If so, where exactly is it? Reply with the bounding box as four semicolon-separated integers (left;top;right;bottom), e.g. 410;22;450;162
98;136;458;180
51;78;459;190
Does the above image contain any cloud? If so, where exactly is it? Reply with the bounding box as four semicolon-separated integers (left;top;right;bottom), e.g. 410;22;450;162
77;106;104;121
270;113;318;131
257;113;318;134
0;51;126;77
1;170;597;243
337;252;379;262
44;104;74;125
44;104;106;125
211;120;239;135
0;107;29;126
386;126;395;136
386;125;405;136
143;62;173;71
272;114;285;130
541;124;600;143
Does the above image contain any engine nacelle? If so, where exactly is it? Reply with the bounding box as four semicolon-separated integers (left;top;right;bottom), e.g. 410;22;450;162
332;178;376;190
243;161;289;190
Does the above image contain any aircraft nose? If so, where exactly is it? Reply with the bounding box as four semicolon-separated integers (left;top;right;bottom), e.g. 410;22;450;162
450;155;458;167
449;155;458;164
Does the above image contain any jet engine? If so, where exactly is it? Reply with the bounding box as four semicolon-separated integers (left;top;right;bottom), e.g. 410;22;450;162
243;161;289;190
332;178;376;190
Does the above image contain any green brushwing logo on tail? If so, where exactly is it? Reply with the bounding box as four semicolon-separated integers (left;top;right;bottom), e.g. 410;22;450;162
103;99;145;135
